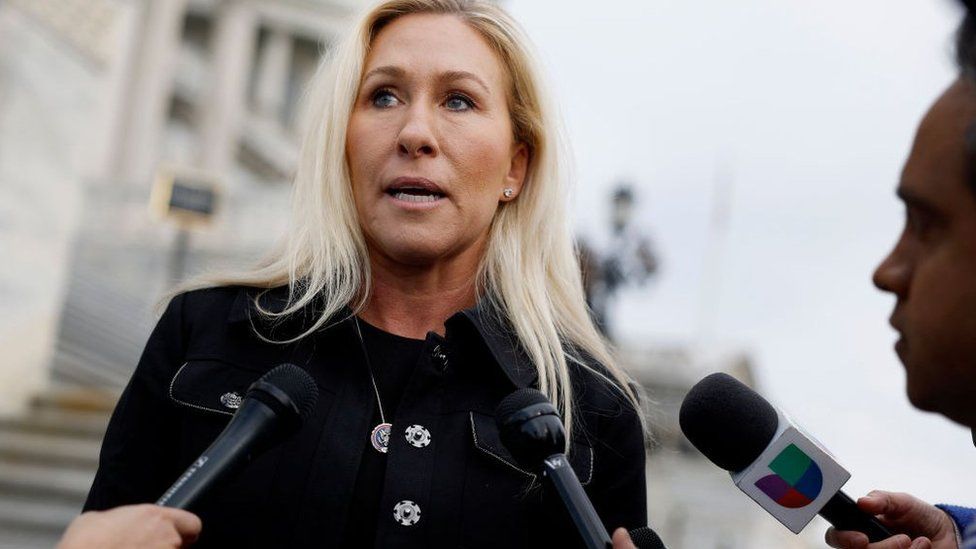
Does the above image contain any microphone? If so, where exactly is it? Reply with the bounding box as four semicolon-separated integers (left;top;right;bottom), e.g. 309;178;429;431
496;389;667;549
627;526;667;549
679;372;892;542
496;389;611;549
157;363;319;509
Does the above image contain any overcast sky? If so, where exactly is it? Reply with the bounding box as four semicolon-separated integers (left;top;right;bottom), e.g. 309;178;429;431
506;0;975;506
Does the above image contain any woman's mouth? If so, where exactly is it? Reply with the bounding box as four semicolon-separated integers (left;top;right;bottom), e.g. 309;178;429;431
387;187;445;203
384;177;446;205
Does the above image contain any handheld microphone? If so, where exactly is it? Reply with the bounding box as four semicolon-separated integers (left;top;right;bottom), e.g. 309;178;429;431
496;389;667;549
496;389;611;549
157;363;319;510
627;526;667;549
678;372;892;542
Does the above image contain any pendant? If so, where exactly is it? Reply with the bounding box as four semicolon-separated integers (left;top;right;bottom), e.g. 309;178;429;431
370;422;392;453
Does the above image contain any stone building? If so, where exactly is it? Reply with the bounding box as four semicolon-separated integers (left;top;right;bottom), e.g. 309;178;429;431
0;1;818;547
0;1;360;545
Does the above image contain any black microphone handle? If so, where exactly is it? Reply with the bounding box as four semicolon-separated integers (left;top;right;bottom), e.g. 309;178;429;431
156;399;278;509
819;490;893;543
542;453;612;549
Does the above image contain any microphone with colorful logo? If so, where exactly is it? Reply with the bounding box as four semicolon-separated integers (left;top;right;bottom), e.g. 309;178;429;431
678;372;892;542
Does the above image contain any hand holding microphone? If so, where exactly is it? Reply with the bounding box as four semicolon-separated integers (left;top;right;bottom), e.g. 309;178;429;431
679;373;893;542
157;363;319;509
825;491;959;549
62;364;315;548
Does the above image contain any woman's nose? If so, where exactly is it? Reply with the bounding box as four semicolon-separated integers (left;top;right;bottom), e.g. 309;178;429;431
397;106;438;158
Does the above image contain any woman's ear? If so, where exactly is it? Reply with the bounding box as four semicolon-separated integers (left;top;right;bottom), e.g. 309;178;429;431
502;142;529;201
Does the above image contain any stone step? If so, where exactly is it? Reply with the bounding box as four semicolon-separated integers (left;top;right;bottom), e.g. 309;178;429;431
0;391;112;547
0;494;77;540
0;461;93;504
31;388;119;415
0;527;62;549
0;430;101;469
0;407;110;439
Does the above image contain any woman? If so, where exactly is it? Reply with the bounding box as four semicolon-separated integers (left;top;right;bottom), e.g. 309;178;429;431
85;1;648;547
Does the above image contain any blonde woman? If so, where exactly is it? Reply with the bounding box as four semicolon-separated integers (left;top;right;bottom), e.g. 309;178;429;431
84;1;648;546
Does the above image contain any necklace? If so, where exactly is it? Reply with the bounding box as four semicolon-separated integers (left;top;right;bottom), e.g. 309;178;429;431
354;317;392;453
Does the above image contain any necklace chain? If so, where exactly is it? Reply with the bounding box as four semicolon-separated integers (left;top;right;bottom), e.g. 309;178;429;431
354;317;386;424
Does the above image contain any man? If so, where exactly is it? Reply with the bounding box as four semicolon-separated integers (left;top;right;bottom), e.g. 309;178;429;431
825;4;976;549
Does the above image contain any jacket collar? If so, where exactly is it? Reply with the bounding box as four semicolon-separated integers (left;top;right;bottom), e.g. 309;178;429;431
227;286;538;389
227;285;296;324
451;306;537;389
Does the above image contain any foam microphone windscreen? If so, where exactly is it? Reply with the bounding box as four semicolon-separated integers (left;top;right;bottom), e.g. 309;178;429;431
678;372;779;472
628;526;667;549
496;387;550;424
249;363;319;423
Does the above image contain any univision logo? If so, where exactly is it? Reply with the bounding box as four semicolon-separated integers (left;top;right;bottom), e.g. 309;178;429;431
754;444;823;508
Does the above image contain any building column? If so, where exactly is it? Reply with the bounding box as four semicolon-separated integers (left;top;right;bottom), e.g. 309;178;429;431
112;0;189;186
198;0;259;179
253;27;293;125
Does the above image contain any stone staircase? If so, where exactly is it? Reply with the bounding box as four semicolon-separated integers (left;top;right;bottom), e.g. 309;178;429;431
0;390;115;548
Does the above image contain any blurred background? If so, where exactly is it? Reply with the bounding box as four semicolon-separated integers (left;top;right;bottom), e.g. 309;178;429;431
0;0;970;547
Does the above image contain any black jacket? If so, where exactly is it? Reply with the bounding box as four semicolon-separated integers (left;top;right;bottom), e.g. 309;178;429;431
84;286;647;548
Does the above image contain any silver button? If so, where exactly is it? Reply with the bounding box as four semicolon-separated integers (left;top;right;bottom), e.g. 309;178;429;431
405;424;431;448
431;344;449;372
393;500;421;526
219;392;242;409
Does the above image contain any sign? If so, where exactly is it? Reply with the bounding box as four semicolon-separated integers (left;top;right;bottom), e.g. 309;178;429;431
150;168;220;226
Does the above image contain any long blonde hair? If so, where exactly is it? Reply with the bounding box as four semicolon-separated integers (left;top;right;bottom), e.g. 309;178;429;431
180;0;643;440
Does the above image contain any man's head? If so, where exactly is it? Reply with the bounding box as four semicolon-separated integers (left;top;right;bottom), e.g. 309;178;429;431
872;11;976;427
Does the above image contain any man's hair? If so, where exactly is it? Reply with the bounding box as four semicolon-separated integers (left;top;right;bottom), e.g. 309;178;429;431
957;10;976;76
957;8;976;194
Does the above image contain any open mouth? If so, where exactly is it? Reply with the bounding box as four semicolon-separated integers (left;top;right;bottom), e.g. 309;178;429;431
385;177;446;204
386;187;445;203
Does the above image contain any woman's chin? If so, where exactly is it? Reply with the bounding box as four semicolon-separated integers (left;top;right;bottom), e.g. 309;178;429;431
372;239;454;267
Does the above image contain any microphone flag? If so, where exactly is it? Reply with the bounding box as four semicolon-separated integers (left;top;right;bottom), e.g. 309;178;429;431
732;411;851;533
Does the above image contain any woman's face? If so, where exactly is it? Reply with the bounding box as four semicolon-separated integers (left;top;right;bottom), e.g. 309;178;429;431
346;13;528;270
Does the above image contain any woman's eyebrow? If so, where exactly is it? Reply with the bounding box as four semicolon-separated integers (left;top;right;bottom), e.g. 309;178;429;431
362;65;405;83
362;65;491;96
437;70;491;96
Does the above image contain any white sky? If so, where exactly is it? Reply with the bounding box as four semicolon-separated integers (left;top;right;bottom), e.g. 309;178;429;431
507;0;975;507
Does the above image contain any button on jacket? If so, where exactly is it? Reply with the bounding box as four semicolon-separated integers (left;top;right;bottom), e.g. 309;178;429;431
84;286;647;548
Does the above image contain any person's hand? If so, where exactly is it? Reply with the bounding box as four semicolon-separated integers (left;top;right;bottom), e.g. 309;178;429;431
612;527;638;548
58;504;202;549
824;491;959;549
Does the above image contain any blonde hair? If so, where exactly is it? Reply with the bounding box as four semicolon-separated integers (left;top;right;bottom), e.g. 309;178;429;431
179;0;644;441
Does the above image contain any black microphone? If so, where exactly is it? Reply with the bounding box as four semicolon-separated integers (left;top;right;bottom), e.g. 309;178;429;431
157;363;319;509
496;389;646;549
679;373;892;542
627;526;667;549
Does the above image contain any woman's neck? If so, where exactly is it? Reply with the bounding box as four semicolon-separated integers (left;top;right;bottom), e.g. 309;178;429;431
359;254;481;339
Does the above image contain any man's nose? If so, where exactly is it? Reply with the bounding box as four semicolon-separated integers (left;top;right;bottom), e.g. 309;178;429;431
873;247;910;297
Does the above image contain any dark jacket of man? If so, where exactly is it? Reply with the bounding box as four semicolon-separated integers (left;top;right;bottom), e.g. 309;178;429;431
84;286;647;548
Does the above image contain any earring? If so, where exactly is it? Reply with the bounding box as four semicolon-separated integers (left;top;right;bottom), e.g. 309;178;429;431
503;188;515;198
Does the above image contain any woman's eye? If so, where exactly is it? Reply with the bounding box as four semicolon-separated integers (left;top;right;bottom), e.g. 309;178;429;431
445;93;474;111
371;89;399;108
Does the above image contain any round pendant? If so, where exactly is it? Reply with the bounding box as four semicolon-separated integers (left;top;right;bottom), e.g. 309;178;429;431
370;422;392;453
